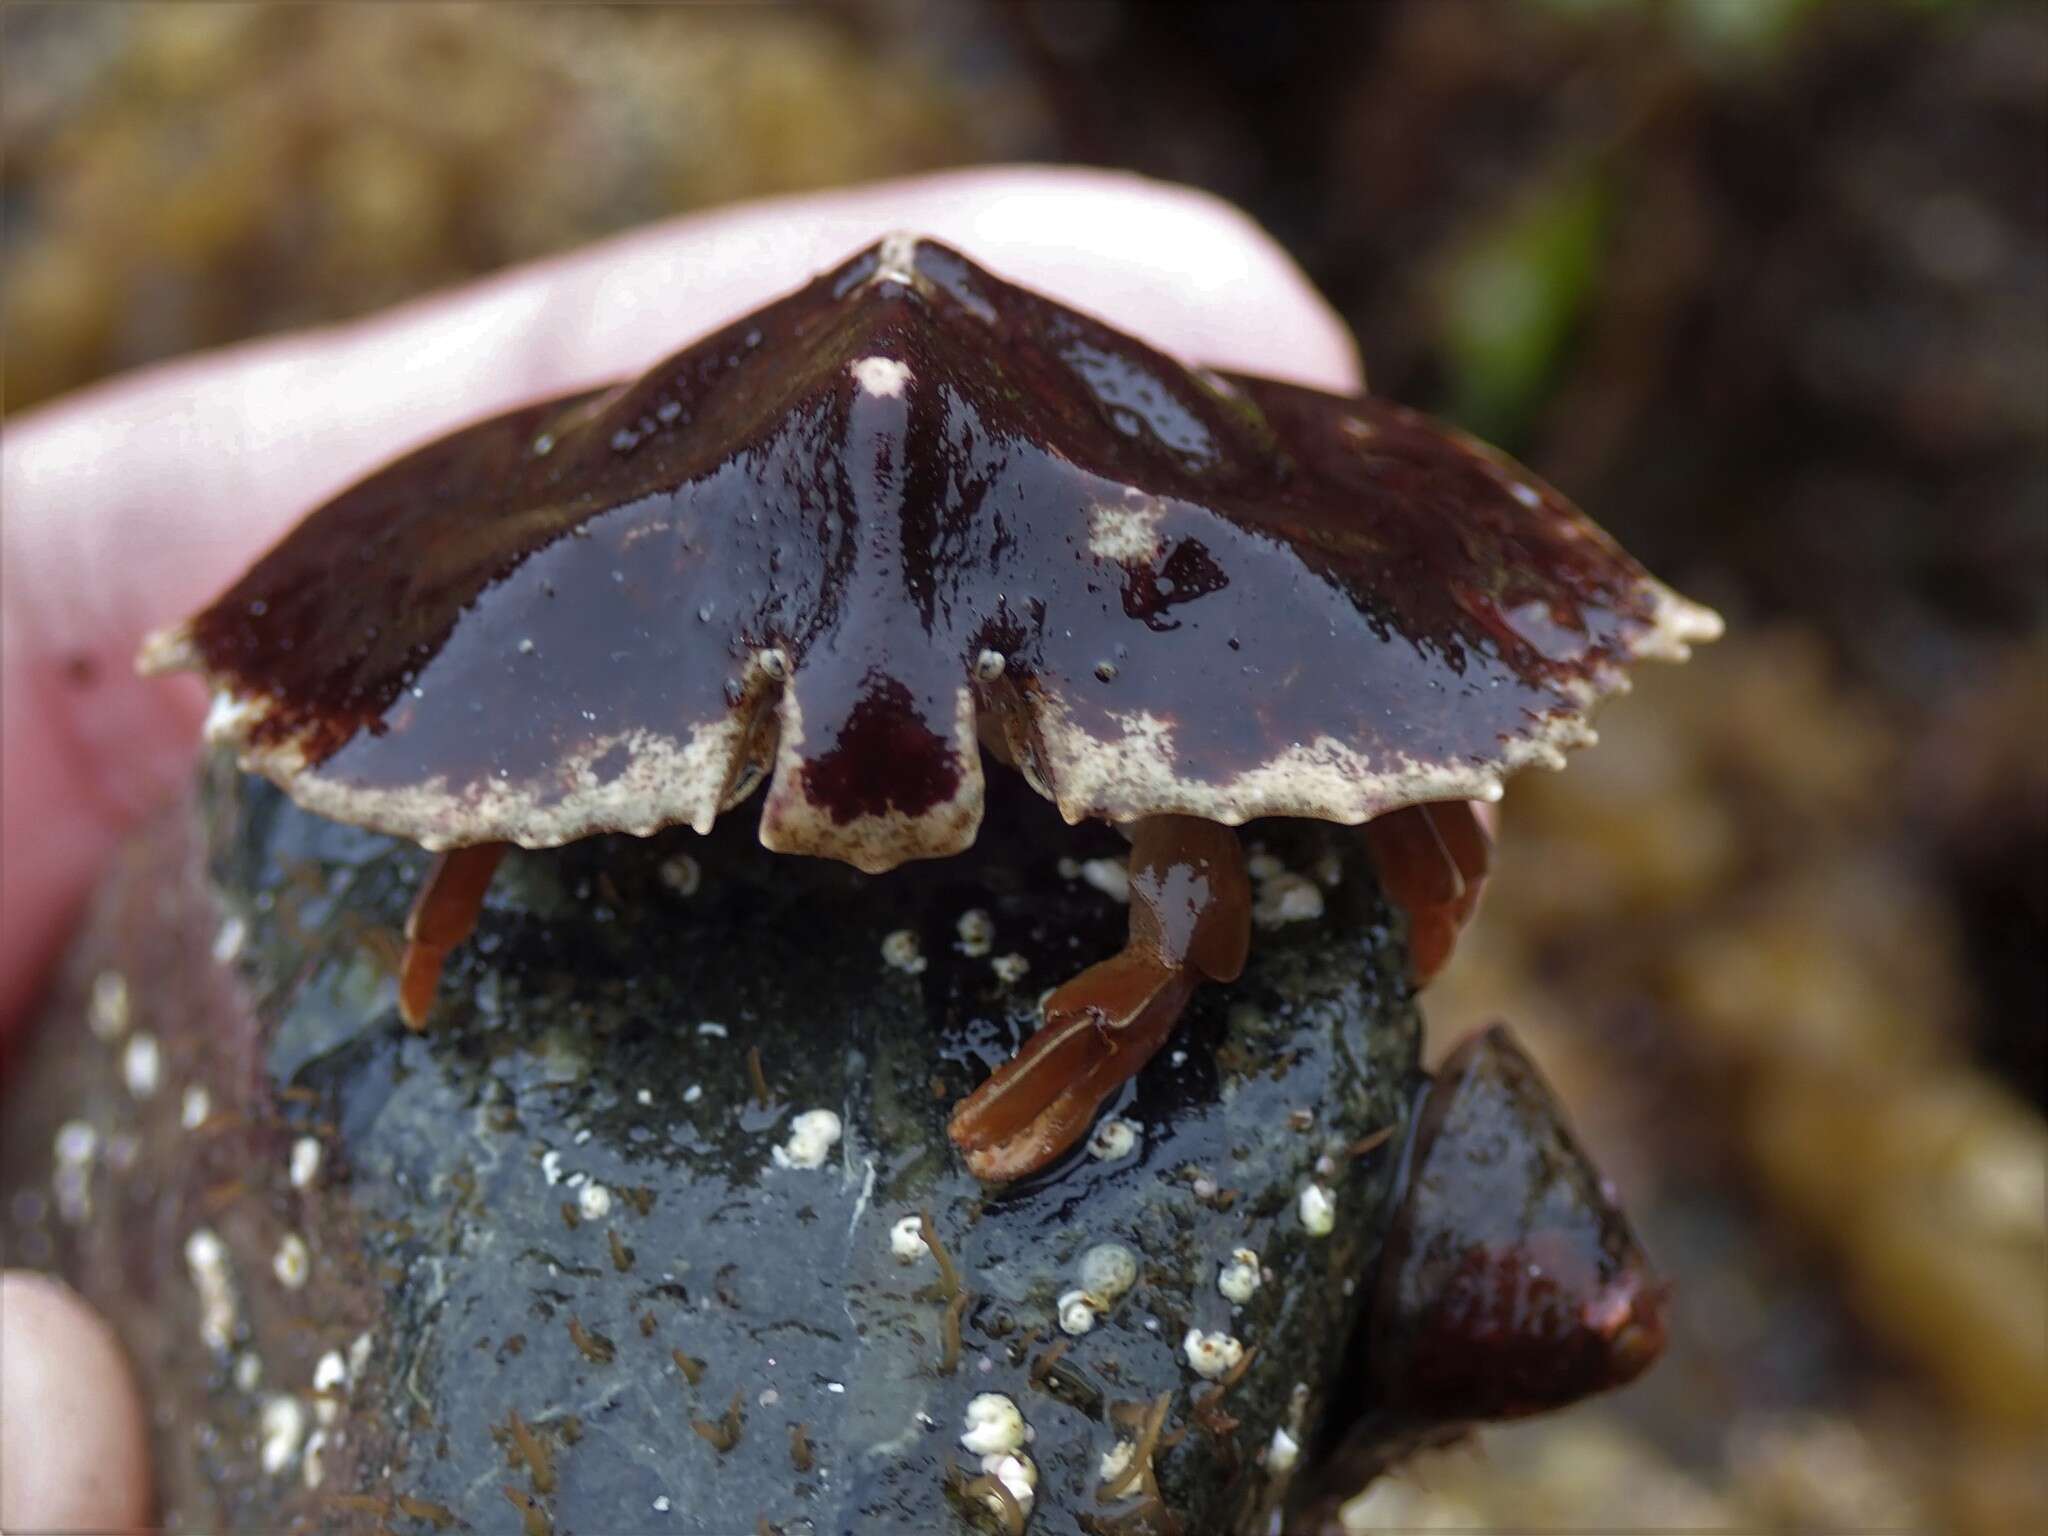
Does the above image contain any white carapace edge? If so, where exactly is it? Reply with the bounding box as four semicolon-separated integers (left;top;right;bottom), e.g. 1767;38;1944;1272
138;579;1720;871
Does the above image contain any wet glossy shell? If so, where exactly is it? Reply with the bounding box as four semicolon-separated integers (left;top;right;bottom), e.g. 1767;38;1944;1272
142;234;1719;868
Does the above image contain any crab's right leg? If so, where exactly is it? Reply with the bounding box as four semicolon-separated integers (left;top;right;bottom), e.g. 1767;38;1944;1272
397;843;507;1028
1363;802;1493;984
948;814;1251;1181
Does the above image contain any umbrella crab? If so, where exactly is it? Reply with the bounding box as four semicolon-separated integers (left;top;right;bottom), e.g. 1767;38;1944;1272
141;233;1719;1181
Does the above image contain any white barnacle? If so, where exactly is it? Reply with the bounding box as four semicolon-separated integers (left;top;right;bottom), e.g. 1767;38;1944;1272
890;1215;930;1262
273;1233;311;1291
1057;1289;1099;1337
980;1450;1038;1520
181;1085;213;1131
121;1033;161;1099
991;952;1031;986
658;853;701;896
1253;872;1325;928
577;1181;613;1221
185;1227;238;1352
301;1426;330;1489
772;1109;843;1170
1079;857;1131;903
881;928;928;975
1077;1242;1139;1303
212;914;248;964
955;908;995;957
1098;1440;1135;1486
259;1394;306;1475
51;1119;97;1225
88;970;130;1041
1182;1328;1246;1381
1299;1182;1337;1237
289;1136;323;1190
1218;1247;1262;1305
313;1349;348;1394
1086;1118;1138;1161
1267;1426;1301;1474
541;1150;565;1186
975;648;1007;682
960;1392;1030;1457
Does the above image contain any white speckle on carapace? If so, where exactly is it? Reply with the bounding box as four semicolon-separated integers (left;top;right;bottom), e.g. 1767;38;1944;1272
991;952;1031;986
881;928;928;975
1509;479;1543;510
1086;1118;1138;1160
233;1352;263;1394
289;1137;322;1190
541;1150;565;1186
347;1331;372;1381
682;1083;704;1105
1079;857;1131;903
1087;497;1165;564
954;908;995;957
1267;1426;1301;1474
960;1392;1030;1457
1219;1247;1262;1305
653;1494;672;1513
1299;1182;1337;1237
88;970;130;1041
697;1020;730;1038
121;1033;162;1099
890;1214;930;1262
1077;1242;1138;1303
273;1233;311;1290
851;356;913;398
259;1395;306;1475
181;1085;212;1130
185;1227;238;1352
578;1181;613;1221
772;1109;843;1170
1183;1328;1246;1380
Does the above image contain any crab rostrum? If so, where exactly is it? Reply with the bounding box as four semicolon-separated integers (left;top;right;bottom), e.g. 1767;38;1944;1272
141;233;1720;1180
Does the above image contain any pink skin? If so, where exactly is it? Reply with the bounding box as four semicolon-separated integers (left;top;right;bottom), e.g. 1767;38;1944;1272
0;168;1366;1527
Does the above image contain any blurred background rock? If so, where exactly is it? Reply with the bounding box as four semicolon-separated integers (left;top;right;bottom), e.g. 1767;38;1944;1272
4;1;2040;1531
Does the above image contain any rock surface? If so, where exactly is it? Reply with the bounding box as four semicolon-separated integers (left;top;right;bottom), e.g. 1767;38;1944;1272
3;759;1422;1534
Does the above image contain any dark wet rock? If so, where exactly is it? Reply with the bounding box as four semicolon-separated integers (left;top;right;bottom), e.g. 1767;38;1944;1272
3;760;1424;1534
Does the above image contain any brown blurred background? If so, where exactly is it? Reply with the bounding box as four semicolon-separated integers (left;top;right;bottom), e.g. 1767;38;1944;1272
4;2;2041;1530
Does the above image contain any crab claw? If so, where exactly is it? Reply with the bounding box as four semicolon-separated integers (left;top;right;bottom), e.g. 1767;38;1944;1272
1363;801;1494;984
397;843;506;1028
949;815;1250;1181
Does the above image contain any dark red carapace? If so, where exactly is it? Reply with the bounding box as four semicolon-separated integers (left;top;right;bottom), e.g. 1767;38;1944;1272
142;233;1718;1180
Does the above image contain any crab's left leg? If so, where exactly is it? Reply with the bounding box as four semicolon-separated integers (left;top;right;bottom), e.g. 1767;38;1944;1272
1363;802;1493;984
397;843;507;1028
949;815;1251;1181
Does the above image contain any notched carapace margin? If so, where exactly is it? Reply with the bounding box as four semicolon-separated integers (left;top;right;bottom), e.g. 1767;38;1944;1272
140;231;1719;1180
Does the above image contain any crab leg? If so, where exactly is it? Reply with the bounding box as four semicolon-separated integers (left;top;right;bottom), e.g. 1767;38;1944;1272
397;843;507;1029
949;815;1251;1181
1363;802;1493;984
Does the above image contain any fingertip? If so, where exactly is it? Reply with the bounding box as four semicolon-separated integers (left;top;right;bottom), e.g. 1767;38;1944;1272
1;1271;153;1532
